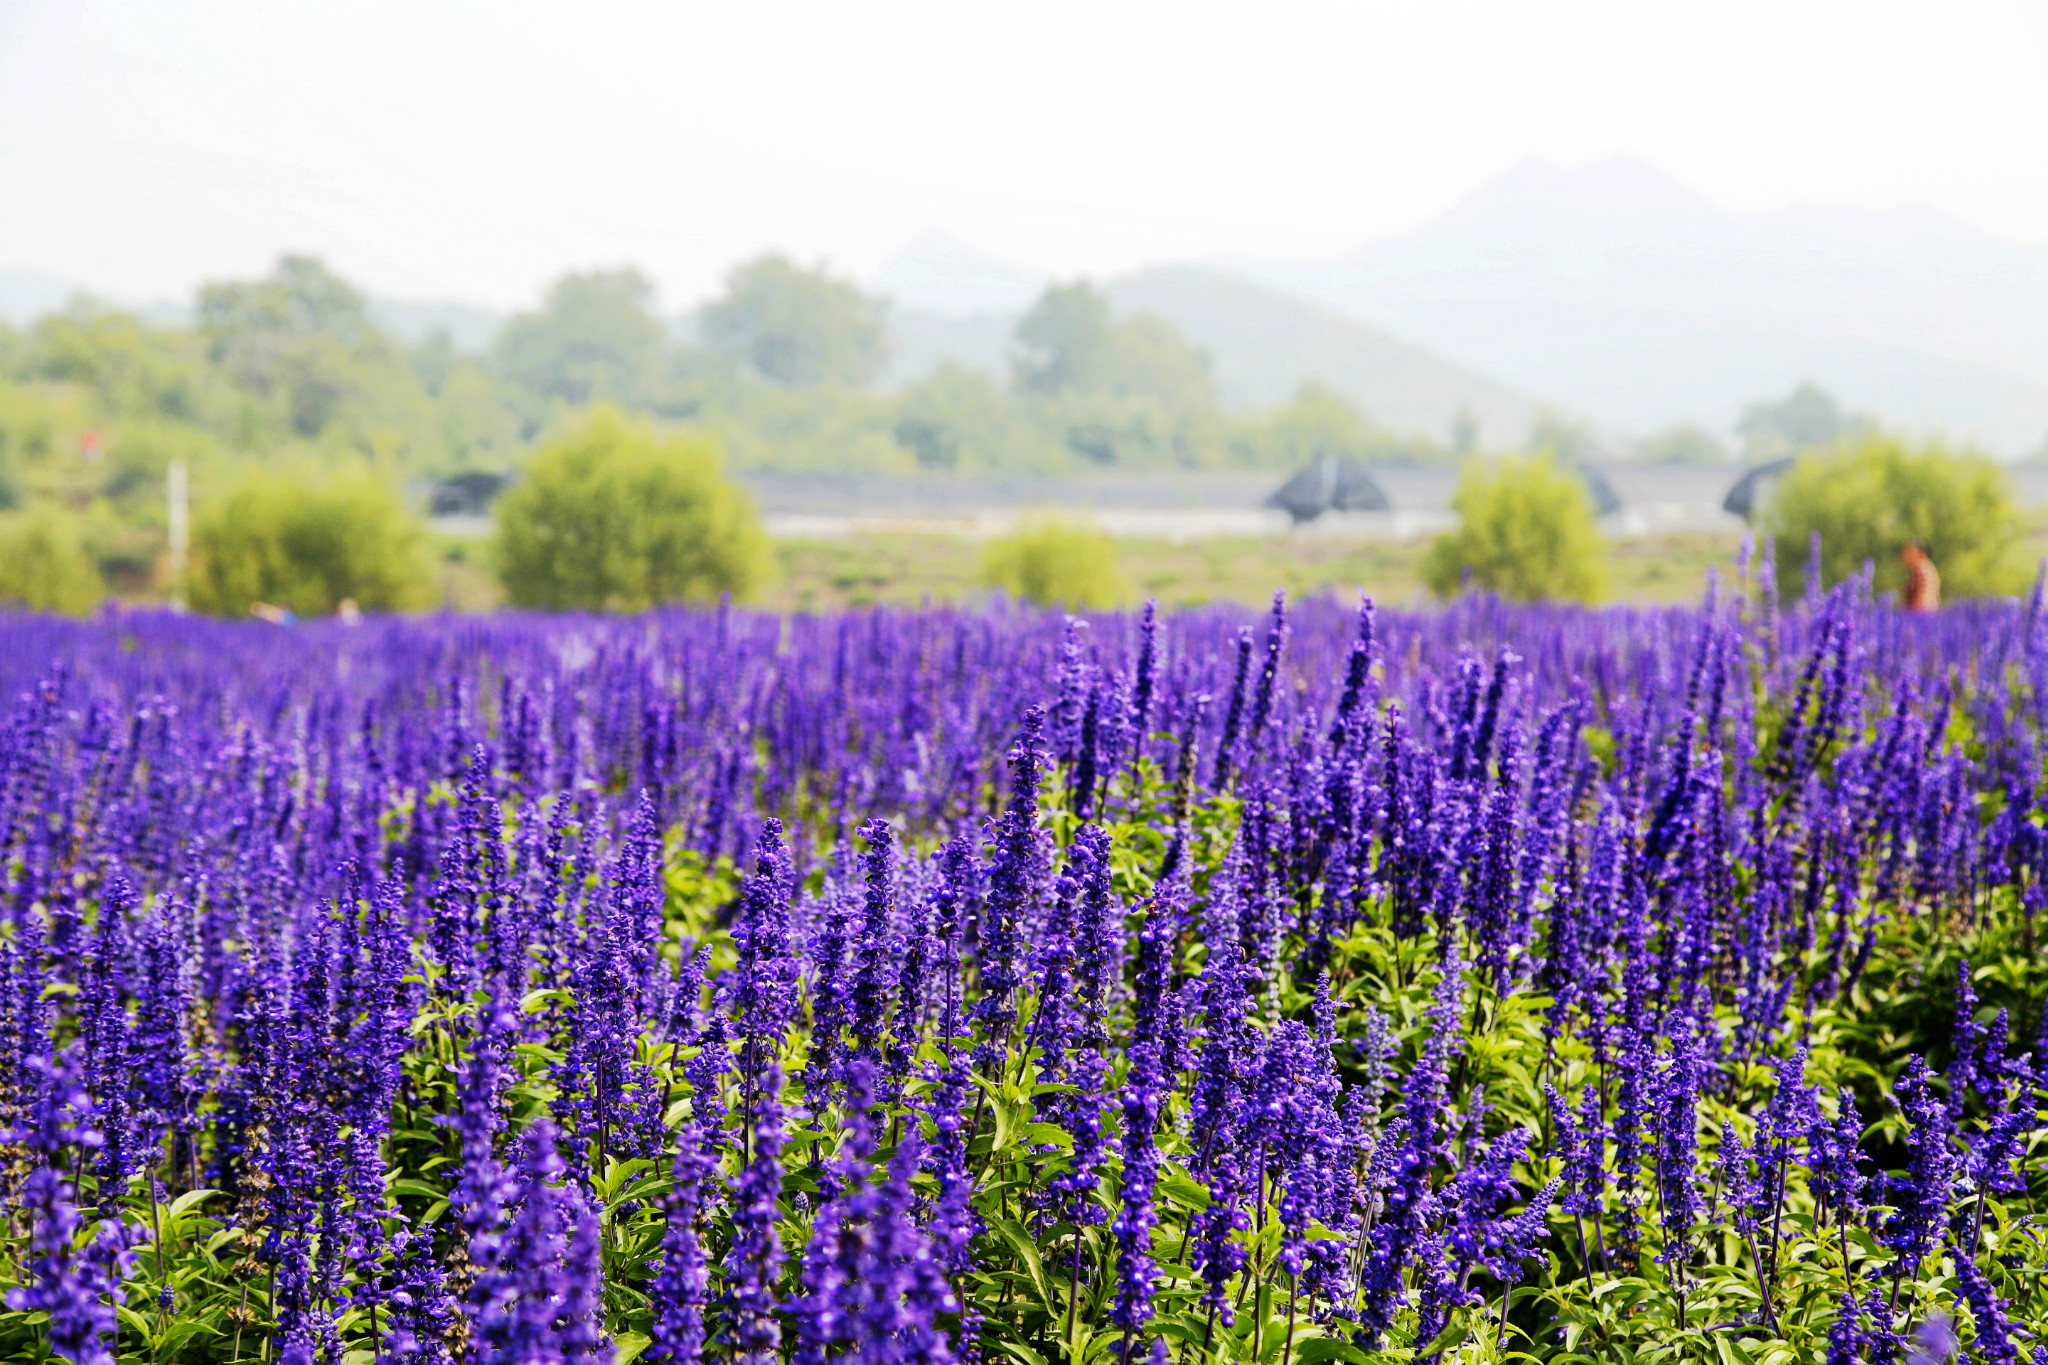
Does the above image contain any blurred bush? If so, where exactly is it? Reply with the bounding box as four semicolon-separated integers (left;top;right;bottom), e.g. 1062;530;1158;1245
1762;432;2020;599
495;405;769;611
190;466;434;617
0;507;102;615
979;517;1128;609
1422;451;1605;602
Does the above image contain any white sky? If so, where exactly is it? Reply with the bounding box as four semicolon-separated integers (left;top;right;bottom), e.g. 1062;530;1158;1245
2;0;2046;311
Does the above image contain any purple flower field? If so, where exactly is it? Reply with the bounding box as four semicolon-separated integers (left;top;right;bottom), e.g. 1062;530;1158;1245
2;565;2046;1363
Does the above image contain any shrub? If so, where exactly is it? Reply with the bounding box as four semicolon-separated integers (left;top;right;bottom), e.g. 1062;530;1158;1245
495;406;769;611
979;517;1127;608
1422;451;1605;602
190;466;434;617
0;507;102;615
1761;432;2020;599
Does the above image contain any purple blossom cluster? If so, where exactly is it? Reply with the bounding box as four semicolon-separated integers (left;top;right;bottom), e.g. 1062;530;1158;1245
3;563;2048;1361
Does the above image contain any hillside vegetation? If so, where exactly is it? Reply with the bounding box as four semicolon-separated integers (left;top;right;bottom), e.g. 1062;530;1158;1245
0;256;1461;606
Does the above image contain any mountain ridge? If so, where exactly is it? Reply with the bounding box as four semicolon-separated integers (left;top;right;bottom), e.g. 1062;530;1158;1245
1220;157;2048;452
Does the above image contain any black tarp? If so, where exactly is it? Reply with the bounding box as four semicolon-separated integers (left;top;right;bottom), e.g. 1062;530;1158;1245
1264;456;1392;523
1721;457;1795;520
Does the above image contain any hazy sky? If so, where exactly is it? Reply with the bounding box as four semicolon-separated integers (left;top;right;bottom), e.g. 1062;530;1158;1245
3;0;2046;311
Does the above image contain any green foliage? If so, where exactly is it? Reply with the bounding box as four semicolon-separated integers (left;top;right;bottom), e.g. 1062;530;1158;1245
1033;389;1225;468
29;298;224;423
1423;451;1606;602
687;380;913;475
189;465;435;617
894;363;1060;472
1762;431;2021;598
495;405;769;610
199;255;421;441
0;506;102;614
1013;282;1215;409
493;268;667;408
18;684;2048;1361
1738;382;1867;463
1012;282;1119;396
700;254;887;388
1096;314;1218;411
1230;381;1431;467
979;517;1128;608
1527;409;1608;463
1636;422;1730;465
1010;282;1227;467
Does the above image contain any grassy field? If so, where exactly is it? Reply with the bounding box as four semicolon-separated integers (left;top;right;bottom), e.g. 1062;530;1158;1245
437;519;2048;615
759;529;1750;612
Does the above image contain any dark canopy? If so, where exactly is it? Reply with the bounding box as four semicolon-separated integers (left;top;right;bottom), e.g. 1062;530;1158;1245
1574;462;1623;518
1265;456;1391;524
429;470;511;517
1721;457;1795;520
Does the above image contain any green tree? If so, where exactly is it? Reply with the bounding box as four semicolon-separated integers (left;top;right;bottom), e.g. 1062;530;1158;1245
1738;383;1866;464
1035;390;1225;467
1422;452;1605;602
700;255;886;388
1229;382;1420;468
1761;432;2020;599
495;406;768;610
1012;283;1117;396
1106;315;1218;411
494;269;667;407
1637;423;1730;465
0;507;102;615
1528;410;1608;463
1012;282;1224;467
189;466;434;617
979;517;1127;608
31;298;218;423
198;256;406;439
894;364;1057;472
1012;282;1216;410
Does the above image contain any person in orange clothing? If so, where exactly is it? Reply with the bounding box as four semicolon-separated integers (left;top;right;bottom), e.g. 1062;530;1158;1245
1902;542;1940;611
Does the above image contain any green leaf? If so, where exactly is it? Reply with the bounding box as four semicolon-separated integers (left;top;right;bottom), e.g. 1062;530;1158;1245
1156;1172;1209;1212
991;1097;1021;1152
614;1330;653;1363
165;1188;223;1220
990;1218;1053;1308
390;1178;448;1202
1291;1337;1375;1365
149;1318;223;1358
1415;1315;1471;1358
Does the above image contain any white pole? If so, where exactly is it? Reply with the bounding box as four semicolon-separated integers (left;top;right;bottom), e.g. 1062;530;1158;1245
167;459;189;611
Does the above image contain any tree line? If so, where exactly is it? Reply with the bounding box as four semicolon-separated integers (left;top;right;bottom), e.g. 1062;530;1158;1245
0;251;2028;614
0;253;1463;611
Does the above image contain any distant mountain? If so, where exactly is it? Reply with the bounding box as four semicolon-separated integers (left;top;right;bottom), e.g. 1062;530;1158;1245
1224;158;2048;453
1101;265;1539;444
878;257;1544;444
873;233;1048;316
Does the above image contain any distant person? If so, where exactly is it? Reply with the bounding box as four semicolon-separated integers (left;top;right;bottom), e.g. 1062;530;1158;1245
249;601;297;626
1902;543;1940;611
